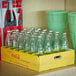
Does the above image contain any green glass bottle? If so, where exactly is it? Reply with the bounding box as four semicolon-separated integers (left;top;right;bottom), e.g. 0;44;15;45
32;33;38;52
35;30;40;36
43;29;47;34
37;28;41;34
27;32;31;36
40;33;46;49
61;33;69;51
15;29;19;33
29;27;35;35
49;30;53;33
53;32;60;52
41;31;47;45
21;29;27;37
30;35;36;53
42;30;47;35
24;34;30;52
18;33;23;50
5;30;12;48
44;35;53;54
23;29;27;34
15;29;19;47
48;31;53;38
48;32;54;46
34;32;39;36
12;32;17;49
21;30;27;44
37;36;44;55
41;31;47;39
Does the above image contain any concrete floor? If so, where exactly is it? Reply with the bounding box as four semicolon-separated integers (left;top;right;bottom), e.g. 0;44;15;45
0;61;76;76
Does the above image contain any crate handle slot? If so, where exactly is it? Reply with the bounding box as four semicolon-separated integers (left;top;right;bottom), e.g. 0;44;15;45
54;55;62;59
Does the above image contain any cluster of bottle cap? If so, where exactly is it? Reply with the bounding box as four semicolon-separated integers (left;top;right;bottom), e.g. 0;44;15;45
5;28;69;55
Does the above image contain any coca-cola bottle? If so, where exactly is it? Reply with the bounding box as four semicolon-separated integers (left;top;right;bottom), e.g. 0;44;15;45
4;0;16;27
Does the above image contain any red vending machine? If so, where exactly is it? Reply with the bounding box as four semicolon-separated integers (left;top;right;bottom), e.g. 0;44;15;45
0;0;23;60
0;28;2;60
2;0;23;44
0;0;2;61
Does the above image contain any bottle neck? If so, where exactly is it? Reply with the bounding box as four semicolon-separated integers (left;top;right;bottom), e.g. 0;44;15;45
54;35;60;44
31;37;35;42
63;35;67;40
46;37;50;41
55;35;59;40
19;34;23;39
7;0;14;21
7;32;11;36
38;38;42;45
7;0;13;10
13;33;16;38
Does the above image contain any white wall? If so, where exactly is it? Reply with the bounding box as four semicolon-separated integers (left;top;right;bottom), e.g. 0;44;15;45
66;0;76;11
22;0;65;29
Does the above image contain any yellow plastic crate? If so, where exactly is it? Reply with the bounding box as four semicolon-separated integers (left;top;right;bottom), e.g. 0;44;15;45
1;46;75;72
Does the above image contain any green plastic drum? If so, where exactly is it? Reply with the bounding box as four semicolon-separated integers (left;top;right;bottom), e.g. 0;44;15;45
68;12;76;24
68;12;76;63
69;24;76;32
46;10;68;33
48;24;67;33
